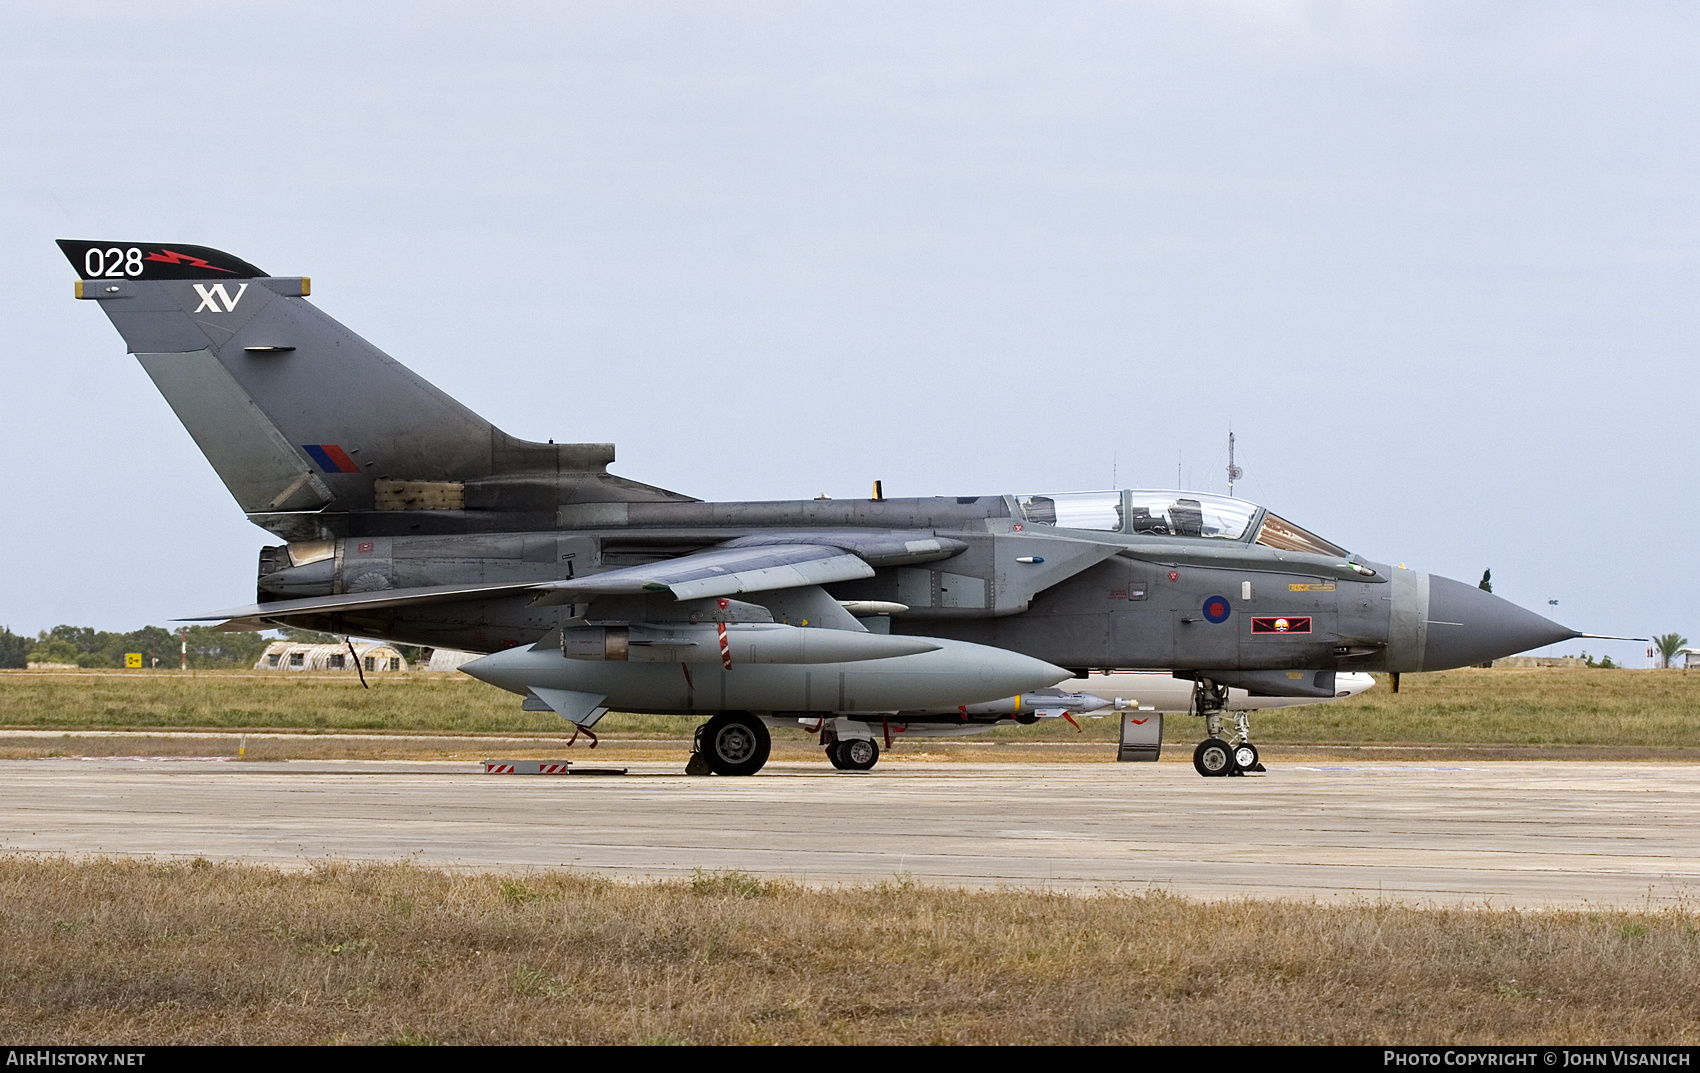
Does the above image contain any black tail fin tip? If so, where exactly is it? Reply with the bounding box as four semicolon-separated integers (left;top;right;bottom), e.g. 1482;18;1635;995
57;240;266;280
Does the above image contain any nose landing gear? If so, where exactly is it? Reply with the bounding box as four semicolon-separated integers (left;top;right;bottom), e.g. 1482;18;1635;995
1192;737;1236;777
1232;736;1261;773
1189;678;1267;778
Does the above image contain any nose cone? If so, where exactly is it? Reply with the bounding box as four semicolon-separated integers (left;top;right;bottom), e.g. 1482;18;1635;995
1422;575;1579;670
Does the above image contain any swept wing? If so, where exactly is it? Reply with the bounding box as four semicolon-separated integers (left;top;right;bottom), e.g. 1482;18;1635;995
189;539;928;628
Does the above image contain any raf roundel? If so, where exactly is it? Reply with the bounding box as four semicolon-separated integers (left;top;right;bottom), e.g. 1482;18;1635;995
1202;596;1231;624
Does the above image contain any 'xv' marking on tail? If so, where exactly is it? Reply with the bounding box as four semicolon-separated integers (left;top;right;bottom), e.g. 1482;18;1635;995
192;282;248;313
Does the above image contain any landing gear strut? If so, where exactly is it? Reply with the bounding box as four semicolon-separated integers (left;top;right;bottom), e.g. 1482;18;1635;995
1189;678;1266;778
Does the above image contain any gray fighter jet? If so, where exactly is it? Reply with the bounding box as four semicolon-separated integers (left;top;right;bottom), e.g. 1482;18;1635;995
58;239;1581;777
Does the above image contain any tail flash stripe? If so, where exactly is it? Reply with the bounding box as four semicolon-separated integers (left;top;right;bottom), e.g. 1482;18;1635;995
302;444;360;473
145;248;235;273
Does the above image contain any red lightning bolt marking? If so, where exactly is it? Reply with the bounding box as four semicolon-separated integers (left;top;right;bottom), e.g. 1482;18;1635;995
144;249;234;273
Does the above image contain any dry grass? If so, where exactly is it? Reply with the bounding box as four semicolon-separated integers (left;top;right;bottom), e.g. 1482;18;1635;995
5;666;1700;753
0;670;565;734
2;856;1697;1045
998;666;1700;748
1263;667;1700;748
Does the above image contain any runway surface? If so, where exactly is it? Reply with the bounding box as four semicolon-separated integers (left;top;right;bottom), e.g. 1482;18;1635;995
2;756;1697;907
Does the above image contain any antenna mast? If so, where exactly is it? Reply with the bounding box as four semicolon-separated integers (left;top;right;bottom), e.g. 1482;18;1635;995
1227;431;1243;497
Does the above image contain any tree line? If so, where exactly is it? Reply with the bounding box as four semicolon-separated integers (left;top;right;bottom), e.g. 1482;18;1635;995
0;625;424;670
0;624;270;669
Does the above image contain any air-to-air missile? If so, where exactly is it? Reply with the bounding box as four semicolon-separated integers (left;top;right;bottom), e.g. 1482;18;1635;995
58;239;1593;780
929;691;1116;722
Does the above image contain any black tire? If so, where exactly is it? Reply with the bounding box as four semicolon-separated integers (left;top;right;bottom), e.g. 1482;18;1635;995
700;711;771;776
840;737;879;771
1193;737;1236;778
826;740;853;770
1232;741;1260;772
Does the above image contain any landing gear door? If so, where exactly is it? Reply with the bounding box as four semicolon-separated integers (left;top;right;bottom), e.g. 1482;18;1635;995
1118;712;1162;762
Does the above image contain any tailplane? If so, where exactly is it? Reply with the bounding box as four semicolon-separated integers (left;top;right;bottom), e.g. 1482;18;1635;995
59;240;691;540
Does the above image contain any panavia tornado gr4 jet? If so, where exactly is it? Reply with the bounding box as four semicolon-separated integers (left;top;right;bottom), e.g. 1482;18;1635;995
58;239;1583;778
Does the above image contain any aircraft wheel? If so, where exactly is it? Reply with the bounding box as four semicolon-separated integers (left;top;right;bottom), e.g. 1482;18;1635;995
826;740;853;770
1232;741;1260;773
839;737;879;771
1193;737;1236;778
700;711;770;777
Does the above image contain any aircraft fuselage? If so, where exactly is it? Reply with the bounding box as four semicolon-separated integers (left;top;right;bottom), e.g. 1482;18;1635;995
251;493;1534;678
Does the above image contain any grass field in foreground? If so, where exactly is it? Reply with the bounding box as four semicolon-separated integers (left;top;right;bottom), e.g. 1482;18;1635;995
3;856;1697;1045
3;666;1700;748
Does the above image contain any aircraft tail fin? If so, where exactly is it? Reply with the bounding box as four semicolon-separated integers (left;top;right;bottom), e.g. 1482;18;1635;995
58;240;691;539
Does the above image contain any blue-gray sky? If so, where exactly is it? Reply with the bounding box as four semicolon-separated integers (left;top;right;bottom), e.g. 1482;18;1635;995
3;2;1694;663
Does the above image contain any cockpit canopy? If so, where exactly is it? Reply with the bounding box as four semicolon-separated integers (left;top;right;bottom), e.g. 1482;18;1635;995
1013;490;1347;558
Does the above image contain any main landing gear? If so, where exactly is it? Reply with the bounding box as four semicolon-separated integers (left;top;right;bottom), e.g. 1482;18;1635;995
1189;678;1267;779
827;735;879;771
688;711;772;776
815;716;884;772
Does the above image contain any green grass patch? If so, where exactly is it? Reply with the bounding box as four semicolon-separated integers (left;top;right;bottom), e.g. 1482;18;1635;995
5;666;1700;748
